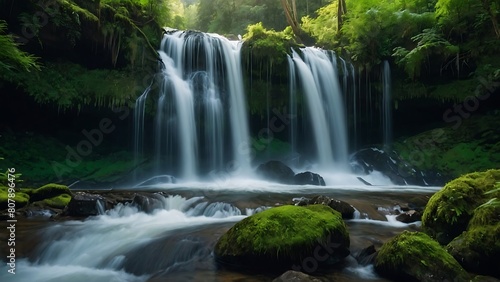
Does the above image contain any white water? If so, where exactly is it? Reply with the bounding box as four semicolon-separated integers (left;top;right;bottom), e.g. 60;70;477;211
134;31;251;179
382;60;392;146
289;48;349;170
1;195;246;282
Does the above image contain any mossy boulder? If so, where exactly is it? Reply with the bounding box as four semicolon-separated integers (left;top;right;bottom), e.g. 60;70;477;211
446;224;500;278
446;203;500;278
30;183;71;202
422;169;500;244
0;186;30;210
214;205;350;271
42;193;72;209
374;231;470;282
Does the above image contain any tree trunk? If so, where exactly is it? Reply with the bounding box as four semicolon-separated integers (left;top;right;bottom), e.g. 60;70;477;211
337;0;347;32
482;0;500;38
280;0;302;40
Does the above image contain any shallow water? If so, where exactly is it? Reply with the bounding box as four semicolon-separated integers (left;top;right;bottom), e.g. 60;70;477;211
0;181;440;282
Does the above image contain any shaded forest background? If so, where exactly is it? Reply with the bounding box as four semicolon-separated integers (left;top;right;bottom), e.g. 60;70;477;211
0;0;499;185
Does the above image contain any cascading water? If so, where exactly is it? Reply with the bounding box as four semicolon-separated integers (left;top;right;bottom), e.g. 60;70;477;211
288;47;349;170
382;60;392;147
134;31;251;179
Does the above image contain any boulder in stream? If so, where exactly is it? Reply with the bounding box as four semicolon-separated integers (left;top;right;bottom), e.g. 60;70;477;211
214;205;350;271
374;231;470;282
294;172;325;186
256;161;295;184
66;192;105;216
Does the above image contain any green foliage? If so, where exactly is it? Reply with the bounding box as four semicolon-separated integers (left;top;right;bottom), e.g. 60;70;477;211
302;2;339;47
393;112;500;177
194;0;327;36
0;186;30;210
393;28;458;79
242;23;297;66
0;20;39;73
3;61;141;109
215;204;349;261
375;231;469;281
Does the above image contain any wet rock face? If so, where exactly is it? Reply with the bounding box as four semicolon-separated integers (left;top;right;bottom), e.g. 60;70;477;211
256;161;327;186
294;172;326;186
350;147;445;186
256;160;295;184
66;192;105;216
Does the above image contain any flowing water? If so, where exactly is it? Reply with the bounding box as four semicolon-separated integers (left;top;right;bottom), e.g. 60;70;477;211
1;179;440;282
0;31;412;282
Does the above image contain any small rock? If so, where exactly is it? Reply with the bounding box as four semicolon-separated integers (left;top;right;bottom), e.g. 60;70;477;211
309;195;355;219
273;270;323;282
66;192;105;216
396;210;422;223
294;171;326;186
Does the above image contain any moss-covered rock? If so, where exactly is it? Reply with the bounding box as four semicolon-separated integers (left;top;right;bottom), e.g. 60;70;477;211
42;193;72;209
0;186;30;210
422;169;500;244
374;231;470;282
214;204;350;271
31;183;71;202
446;224;500;278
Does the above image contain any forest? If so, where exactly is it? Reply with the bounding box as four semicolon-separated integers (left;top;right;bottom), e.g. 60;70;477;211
1;1;500;282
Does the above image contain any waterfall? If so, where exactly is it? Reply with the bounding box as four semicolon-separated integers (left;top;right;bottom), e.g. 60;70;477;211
288;55;298;166
133;31;251;179
382;60;392;146
288;48;349;169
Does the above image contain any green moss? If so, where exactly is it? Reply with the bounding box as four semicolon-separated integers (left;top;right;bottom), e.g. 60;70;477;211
393;112;500;179
469;203;500;227
375;231;469;282
31;183;71;202
0;186;30;210
42;193;72;209
422;169;500;244
215;204;349;264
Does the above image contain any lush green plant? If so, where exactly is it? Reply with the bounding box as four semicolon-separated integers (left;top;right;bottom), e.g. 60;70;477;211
0;20;39;74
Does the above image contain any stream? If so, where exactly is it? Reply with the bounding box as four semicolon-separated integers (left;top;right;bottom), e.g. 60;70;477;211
1;176;441;282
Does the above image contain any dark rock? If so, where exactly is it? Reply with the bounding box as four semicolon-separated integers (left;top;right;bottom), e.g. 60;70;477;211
396;210;422;223
132;193;165;213
256;161;295;184
294;171;326;186
273;270;323;282
292;197;310;206
66;192;106;216
350;147;446;186
309;195;355;219
355;245;377;266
